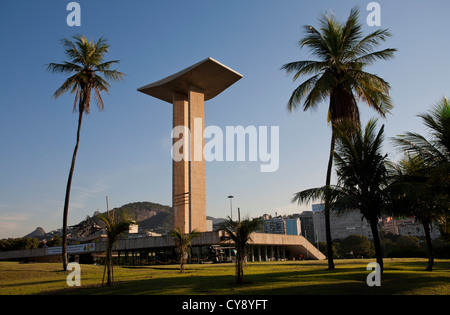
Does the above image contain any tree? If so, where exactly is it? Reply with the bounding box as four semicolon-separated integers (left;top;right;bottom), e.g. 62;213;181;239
47;35;124;270
293;120;389;271
169;228;201;273
339;235;374;258
98;210;133;286
282;7;395;269
386;154;447;270
393;97;450;239
333;119;389;272
0;237;39;251
221;209;261;284
46;235;63;248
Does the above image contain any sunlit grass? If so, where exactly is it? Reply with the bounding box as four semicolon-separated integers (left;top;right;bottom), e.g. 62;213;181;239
0;258;449;295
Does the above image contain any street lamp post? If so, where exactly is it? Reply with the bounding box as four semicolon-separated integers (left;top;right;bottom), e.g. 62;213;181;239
228;195;234;221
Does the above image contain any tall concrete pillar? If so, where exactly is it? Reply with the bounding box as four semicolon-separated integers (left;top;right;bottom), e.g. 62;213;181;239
138;58;242;233
188;85;206;233
172;92;190;233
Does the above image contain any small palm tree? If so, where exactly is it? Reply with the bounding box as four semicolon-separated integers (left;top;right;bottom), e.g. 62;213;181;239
169;228;201;273
98;210;133;286
282;7;395;269
47;35;124;270
221;209;261;284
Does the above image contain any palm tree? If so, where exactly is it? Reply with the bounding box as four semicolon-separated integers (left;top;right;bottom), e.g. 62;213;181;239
47;35;124;270
333;119;389;272
282;7;395;269
169;228;201;273
386;155;447;271
221;209;261;284
294;120;389;272
98;210;133;286
393;98;450;240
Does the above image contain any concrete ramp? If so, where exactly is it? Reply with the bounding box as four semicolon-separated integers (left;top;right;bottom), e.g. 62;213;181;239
249;233;326;260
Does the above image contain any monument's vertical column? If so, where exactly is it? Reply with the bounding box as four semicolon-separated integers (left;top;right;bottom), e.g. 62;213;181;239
188;85;207;232
172;92;190;233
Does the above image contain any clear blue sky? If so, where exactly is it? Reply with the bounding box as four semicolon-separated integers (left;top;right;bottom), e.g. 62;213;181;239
1;0;449;238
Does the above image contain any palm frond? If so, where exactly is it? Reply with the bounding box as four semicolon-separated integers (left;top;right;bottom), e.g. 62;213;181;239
354;48;397;66
345;28;393;60
392;132;446;166
98;211;133;245
46;61;83;74
94;88;104;112
96;60;121;70
418;97;450;159
300;25;330;60
286;74;320;112
97;69;125;82
302;70;334;112
281;60;327;79
221;216;261;245
170;227;200;250
51;73;80;99
61;37;84;64
340;7;363;57
345;70;393;117
92;75;112;92
291;185;342;205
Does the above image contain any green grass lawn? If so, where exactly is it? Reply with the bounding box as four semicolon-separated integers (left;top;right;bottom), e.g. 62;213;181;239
0;258;449;295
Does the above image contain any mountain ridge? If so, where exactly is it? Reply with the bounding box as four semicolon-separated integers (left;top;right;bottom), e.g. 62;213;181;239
22;201;227;239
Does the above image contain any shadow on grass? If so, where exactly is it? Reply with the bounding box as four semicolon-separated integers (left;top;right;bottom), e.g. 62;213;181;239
1;279;66;289
40;267;408;295
37;259;450;295
385;259;450;271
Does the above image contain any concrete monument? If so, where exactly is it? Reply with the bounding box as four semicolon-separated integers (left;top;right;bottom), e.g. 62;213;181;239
138;58;243;233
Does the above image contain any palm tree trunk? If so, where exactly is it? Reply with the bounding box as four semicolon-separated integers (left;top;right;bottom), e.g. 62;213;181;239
111;248;115;284
181;248;185;273
62;109;84;271
324;130;336;270
423;221;434;271
369;219;384;274
235;246;244;284
107;244;113;286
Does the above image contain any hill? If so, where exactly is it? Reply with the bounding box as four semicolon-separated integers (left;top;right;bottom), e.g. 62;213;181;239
101;202;227;233
24;227;46;240
23;201;227;239
97;201;173;234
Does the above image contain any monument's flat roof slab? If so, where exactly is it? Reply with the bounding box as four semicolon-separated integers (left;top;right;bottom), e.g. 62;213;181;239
137;57;243;103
